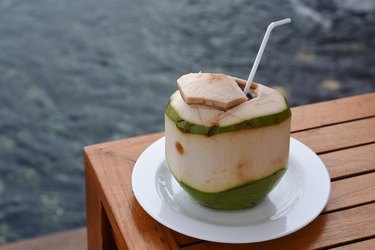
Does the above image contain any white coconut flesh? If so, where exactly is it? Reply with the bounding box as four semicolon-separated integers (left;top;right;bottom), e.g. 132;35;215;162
165;116;290;192
165;75;291;193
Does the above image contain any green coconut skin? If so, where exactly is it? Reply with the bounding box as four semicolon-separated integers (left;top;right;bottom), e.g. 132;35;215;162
165;99;291;136
178;168;286;210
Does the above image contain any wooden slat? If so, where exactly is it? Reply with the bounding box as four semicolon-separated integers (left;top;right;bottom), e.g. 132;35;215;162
182;203;375;250
85;156;125;250
320;143;375;180
333;238;375;249
291;93;375;132
85;171;111;250
0;228;86;250
292;117;375;154
325;173;375;213
84;146;179;250
86;132;164;163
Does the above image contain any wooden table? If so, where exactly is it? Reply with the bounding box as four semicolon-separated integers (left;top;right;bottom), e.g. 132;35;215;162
84;93;375;250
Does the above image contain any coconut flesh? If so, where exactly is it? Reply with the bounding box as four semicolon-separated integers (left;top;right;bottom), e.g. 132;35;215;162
165;72;291;209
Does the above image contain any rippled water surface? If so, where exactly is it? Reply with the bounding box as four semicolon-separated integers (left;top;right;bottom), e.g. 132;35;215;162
0;0;374;243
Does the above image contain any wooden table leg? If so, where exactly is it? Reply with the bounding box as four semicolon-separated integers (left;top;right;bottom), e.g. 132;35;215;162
85;172;117;250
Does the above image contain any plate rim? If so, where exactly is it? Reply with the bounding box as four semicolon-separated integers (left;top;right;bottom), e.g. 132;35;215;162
131;136;331;243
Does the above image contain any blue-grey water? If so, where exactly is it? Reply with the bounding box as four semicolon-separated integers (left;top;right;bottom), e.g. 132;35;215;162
0;0;374;244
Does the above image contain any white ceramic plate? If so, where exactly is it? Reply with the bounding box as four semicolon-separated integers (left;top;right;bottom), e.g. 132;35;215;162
131;137;330;243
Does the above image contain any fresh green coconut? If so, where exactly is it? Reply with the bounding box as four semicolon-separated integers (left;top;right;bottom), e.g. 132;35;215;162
165;73;291;210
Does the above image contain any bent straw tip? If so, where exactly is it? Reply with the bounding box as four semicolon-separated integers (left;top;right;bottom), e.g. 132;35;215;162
268;18;292;29
244;18;292;94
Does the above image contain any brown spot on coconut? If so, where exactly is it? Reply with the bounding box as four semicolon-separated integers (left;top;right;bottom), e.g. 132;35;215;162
175;141;184;155
236;162;247;179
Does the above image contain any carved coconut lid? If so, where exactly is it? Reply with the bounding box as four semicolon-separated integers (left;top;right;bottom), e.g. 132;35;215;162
177;72;247;110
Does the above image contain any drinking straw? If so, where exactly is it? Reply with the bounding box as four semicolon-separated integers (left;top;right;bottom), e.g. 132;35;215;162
243;18;291;95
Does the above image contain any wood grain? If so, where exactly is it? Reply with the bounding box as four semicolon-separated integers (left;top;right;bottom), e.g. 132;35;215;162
325;173;375;213
291;92;375;132
333;238;375;250
87;132;164;162
182;203;375;250
292;117;375;154
319;143;375;180
0;228;86;250
171;233;201;248
85;171;109;250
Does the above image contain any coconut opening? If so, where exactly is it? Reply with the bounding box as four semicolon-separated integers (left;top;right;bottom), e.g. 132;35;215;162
232;77;258;100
